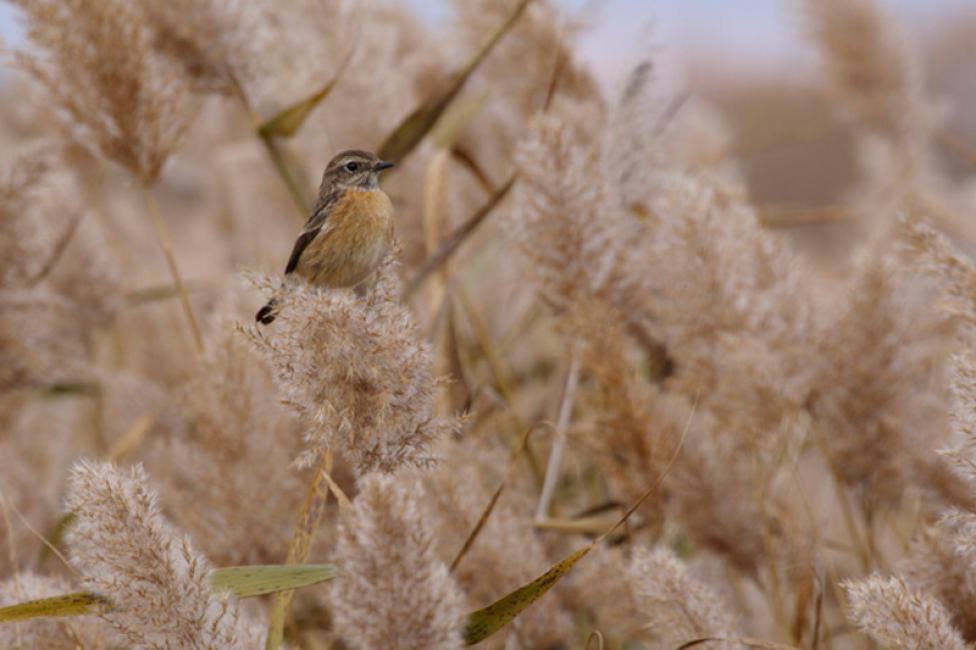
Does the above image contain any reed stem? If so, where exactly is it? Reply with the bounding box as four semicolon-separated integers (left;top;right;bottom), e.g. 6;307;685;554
141;185;204;354
536;349;580;519
265;450;333;650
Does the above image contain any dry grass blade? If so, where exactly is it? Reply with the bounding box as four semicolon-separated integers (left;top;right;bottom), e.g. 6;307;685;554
378;0;533;164
126;281;204;304
250;24;359;216
404;174;516;300
533;515;620;536
0;592;109;623
758;204;851;228
463;544;591;645
107;414;155;463
9;494;77;577
675;638;801;650
451;145;496;194
26;211;83;288
450;424;539;574
321;465;352;512
937;129;976;168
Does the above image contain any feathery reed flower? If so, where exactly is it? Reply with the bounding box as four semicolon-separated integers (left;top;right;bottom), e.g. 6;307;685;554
902;217;976;333
807;241;952;509
11;0;207;353
507;100;630;314
140;0;256;99
417;443;573;647
0;144;121;392
843;575;967;650
906;511;976;641
633;547;739;648
11;0;198;182
946;351;976;483
330;473;466;650
574;546;738;647
799;0;942;222
246;255;457;474
800;0;934;148
65;461;261;648
153;309;306;566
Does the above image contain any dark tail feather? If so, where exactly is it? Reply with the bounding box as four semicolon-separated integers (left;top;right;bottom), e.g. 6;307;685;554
255;298;277;325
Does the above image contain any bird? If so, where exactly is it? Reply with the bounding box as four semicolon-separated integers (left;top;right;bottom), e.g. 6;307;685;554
255;149;395;325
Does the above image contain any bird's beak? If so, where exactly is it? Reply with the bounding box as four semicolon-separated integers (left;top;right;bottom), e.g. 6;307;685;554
374;160;395;172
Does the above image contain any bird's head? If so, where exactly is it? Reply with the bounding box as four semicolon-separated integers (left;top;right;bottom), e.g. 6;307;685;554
320;150;394;192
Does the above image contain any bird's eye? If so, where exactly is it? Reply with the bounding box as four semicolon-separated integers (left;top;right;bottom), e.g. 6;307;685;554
344;162;359;172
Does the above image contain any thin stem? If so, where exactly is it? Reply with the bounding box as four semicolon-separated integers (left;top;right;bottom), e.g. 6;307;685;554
450;424;536;574
536;349;580;519
454;286;544;483
814;431;873;572
937;129;976;169
259;134;311;218
403;174;516;300
229;74;311;220
835;480;871;572
27;211;83;288
141;185;204;354
265;451;333;650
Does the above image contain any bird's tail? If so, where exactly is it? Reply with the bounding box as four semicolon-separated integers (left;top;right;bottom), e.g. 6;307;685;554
255;298;278;325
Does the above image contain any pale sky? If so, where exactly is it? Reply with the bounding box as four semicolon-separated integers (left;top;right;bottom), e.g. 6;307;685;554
1;0;971;91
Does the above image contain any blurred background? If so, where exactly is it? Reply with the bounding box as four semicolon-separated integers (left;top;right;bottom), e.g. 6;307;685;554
4;0;973;209
1;1;976;647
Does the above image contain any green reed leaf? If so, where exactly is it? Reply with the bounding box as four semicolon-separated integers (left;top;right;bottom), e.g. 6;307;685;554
257;46;356;139
258;82;340;139
378;0;532;165
462;545;591;645
211;564;339;598
430;95;485;150
0;592;107;623
39;381;101;398
0;564;338;626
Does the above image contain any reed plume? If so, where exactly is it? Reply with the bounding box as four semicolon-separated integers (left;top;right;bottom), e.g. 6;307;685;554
329;473;466;650
65;460;262;648
246;254;458;474
843;575;968;650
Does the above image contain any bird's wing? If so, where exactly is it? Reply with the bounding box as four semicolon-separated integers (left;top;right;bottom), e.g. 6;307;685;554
283;192;339;275
284;226;325;274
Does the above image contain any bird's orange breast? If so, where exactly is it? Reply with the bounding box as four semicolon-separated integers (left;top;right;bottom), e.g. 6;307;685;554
296;189;394;288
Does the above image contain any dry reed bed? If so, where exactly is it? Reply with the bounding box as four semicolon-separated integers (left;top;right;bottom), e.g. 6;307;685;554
1;0;975;648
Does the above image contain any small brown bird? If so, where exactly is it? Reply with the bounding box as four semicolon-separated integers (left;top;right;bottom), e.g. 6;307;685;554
256;150;395;324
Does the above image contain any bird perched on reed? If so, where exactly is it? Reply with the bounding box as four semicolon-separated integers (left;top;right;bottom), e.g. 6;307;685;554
256;150;395;324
